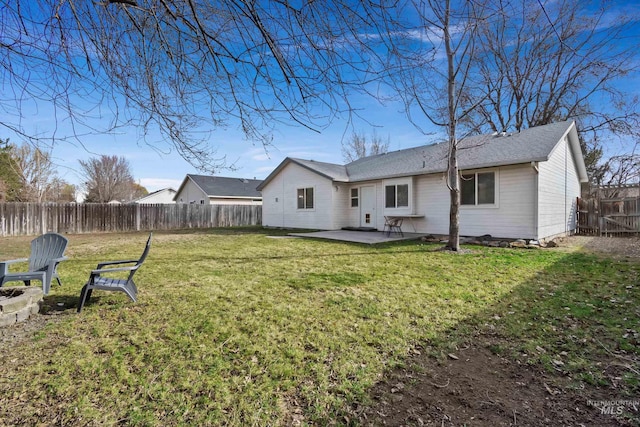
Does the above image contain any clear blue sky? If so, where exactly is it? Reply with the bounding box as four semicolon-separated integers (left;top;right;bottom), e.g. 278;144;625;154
5;0;640;194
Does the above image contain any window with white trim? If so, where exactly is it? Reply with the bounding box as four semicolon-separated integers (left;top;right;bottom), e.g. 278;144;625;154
461;171;495;205
297;187;314;209
350;188;359;207
385;183;409;208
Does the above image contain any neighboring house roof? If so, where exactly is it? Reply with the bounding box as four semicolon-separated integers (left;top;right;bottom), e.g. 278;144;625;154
134;187;177;204
257;120;588;190
174;174;263;200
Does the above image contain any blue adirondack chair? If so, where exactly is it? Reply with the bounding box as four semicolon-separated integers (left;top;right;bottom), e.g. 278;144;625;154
0;233;69;295
77;233;152;313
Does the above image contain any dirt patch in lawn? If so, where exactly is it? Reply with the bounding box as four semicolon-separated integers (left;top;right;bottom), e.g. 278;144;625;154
554;235;640;259
358;236;640;426
357;339;635;426
0;300;72;347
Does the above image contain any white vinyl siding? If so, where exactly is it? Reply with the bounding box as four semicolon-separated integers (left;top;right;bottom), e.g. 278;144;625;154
260;162;336;229
537;137;582;239
209;198;262;206
176;179;210;205
332;183;353;229
260;168;286;227
414;166;536;239
414;174;449;233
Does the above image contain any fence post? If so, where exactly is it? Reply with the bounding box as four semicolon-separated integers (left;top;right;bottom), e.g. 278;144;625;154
136;203;141;231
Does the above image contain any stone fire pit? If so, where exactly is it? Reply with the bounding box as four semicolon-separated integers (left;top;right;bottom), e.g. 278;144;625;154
0;287;43;327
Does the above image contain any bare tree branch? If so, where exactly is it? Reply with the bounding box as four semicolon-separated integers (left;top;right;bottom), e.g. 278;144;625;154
0;0;385;171
466;0;640;178
341;130;390;162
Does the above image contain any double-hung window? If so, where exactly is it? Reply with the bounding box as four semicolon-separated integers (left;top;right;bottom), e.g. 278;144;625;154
297;187;314;209
350;188;359;207
461;171;496;206
385;183;409;208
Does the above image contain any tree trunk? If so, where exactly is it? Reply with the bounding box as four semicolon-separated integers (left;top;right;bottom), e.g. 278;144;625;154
444;0;460;251
447;145;460;251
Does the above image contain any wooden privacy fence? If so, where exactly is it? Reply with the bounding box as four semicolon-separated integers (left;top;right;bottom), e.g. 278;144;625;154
0;203;262;237
577;196;640;236
577;197;599;235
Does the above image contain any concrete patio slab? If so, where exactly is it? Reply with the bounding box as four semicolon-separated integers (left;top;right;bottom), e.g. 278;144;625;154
288;230;430;244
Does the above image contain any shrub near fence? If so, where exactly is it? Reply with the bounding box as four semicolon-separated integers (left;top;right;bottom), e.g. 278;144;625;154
0;203;262;237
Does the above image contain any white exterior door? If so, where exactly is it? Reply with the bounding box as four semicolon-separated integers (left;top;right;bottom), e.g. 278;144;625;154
360;186;376;228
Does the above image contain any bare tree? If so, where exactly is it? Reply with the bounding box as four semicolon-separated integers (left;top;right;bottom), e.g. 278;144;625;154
355;0;638;248
14;144;60;202
341;131;390;162
590;139;640;197
368;0;488;251
80;155;137;203
602;155;640;188
467;0;640;176
1;1;381;171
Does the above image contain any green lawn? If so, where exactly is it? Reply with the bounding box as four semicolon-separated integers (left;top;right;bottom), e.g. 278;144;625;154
0;228;638;425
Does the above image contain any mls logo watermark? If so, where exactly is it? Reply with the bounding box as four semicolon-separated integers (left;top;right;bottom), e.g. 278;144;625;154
587;399;639;416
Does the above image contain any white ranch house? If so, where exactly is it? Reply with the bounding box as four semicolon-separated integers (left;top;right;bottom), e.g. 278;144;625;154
257;121;588;241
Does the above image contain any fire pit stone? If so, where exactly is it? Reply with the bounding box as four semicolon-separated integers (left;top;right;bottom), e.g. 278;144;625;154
0;287;44;327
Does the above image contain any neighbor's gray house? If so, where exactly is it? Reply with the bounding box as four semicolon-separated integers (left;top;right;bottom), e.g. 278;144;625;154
174;174;263;205
257;121;588;240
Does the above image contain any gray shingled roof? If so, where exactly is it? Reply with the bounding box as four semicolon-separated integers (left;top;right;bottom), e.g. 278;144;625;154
257;121;585;190
188;175;262;198
288;158;349;182
347;120;576;181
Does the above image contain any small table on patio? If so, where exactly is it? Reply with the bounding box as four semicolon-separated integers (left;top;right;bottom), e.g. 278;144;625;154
383;214;425;234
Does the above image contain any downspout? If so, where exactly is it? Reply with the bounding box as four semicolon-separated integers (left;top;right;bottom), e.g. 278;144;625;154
281;174;285;228
332;182;337;230
531;161;539;240
565;139;568;235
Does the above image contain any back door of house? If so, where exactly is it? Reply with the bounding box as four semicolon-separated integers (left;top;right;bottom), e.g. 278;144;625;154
360;186;376;228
